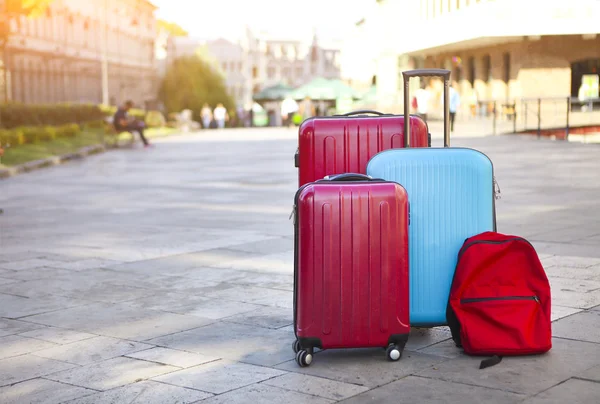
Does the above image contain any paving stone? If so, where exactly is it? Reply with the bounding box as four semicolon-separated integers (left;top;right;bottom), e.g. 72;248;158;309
0;258;69;271
148;322;294;367
552;311;600;343
24;302;213;341
276;349;447;388
226;237;294;255
545;265;600;283
205;285;293;308
227;271;293;291
551;305;584;321
45;357;178;391
549;276;600;293
0;378;94;404
152;359;285;394
0;319;47;337
0;335;57;360
34;336;153;365
61;380;212;404
522;378;600;404
125;347;220;368
338;375;526;404
223;306;292;329
127;293;262;320
0;293;88;319
210;251;293;274
0;354;77;387
0;277;18;285
418;339;464;359
47;258;122;271
1;267;78;281
577;364;600;382
0;277;157;303
200;384;333;404
19;327;97;344
416;338;600;395
542;255;600;269
405;327;453;351
263;373;369;401
551;288;600;309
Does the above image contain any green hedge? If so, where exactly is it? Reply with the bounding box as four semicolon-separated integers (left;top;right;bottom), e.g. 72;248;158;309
0;124;82;147
0;103;105;129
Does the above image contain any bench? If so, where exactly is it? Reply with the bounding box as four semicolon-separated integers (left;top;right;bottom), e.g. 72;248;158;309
103;117;136;148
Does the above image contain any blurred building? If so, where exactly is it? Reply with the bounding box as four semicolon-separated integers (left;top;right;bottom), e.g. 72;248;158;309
164;28;342;108
0;0;158;106
356;0;600;113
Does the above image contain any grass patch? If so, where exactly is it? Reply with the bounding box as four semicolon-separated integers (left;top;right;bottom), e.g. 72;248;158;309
0;130;103;167
0;127;180;167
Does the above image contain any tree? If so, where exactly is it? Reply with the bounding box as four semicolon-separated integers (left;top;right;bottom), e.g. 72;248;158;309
1;0;53;102
157;20;188;37
159;56;234;122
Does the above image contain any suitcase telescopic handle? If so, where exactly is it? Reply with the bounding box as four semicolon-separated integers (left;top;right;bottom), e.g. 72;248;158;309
324;173;374;182
335;110;389;117
402;69;451;148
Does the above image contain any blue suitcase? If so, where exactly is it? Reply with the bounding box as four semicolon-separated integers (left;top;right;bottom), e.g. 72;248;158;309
367;69;497;326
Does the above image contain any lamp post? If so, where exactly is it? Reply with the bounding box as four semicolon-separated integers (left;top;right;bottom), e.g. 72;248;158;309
101;0;109;105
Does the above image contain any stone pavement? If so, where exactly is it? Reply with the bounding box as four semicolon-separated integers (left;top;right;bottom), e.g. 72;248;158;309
0;127;599;403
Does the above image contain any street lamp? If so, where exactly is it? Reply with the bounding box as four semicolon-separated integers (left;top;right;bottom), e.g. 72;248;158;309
101;0;109;105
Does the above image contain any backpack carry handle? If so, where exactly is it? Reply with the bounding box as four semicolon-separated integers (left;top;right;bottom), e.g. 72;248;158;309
324;173;374;182
403;69;451;148
335;110;389;117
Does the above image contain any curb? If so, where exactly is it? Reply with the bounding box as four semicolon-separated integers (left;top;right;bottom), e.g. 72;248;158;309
0;144;106;180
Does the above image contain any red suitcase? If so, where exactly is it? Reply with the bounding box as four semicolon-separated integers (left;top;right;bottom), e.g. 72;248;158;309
292;173;410;367
295;110;430;187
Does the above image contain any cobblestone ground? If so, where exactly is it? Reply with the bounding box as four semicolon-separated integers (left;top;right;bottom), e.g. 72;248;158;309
0;127;599;403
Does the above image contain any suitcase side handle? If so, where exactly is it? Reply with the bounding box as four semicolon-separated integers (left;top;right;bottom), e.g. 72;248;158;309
402;69;451;149
335;110;389;117
324;173;374;182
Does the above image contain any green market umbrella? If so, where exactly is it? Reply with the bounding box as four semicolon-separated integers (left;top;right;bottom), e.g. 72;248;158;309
253;83;293;102
291;78;362;101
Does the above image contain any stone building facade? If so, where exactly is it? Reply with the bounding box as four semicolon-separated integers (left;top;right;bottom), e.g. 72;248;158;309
0;0;158;106
349;0;600;115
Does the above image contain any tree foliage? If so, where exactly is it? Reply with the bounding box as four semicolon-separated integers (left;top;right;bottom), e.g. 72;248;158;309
157;19;188;37
5;0;53;16
2;0;53;44
159;56;234;120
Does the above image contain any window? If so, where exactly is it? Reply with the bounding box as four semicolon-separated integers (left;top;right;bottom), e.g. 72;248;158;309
503;52;510;84
222;63;227;72
482;54;491;82
468;56;475;85
252;66;258;78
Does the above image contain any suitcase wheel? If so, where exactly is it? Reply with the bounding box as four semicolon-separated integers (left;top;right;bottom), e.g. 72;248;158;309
386;344;402;361
296;350;313;367
292;340;301;354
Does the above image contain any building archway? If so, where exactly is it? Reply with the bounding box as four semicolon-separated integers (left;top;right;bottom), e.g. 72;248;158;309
571;58;600;98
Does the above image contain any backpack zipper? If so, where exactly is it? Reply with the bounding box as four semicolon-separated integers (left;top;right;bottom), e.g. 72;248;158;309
461;296;539;304
456;237;533;263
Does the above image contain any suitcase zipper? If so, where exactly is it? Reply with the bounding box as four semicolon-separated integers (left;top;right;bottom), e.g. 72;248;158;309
461;296;539;304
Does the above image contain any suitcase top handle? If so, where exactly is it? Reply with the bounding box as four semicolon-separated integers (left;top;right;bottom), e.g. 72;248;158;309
324;173;374;182
402;69;451;149
335;110;389;117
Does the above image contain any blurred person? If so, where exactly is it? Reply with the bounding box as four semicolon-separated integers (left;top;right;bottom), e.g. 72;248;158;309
213;103;229;129
449;84;461;132
113;100;150;147
201;103;213;129
298;96;316;121
415;83;431;122
281;97;299;127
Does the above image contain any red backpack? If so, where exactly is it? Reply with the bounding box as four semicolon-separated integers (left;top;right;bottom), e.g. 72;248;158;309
447;232;552;368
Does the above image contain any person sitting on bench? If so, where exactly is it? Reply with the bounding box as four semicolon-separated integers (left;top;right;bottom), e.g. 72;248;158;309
113;100;150;147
